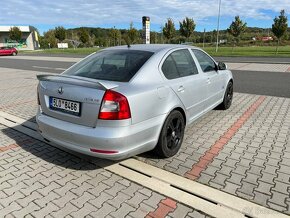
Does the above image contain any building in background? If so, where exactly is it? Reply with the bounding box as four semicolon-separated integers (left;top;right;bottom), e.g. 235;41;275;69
0;26;40;50
142;16;150;44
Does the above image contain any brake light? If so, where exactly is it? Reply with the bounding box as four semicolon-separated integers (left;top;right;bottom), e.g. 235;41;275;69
98;90;131;120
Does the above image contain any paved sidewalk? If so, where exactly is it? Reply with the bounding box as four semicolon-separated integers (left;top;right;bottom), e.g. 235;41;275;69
137;94;290;214
0;66;290;217
0;125;207;218
227;63;290;73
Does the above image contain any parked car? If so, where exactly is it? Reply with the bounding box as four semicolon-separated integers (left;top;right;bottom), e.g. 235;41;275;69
36;44;233;160
0;47;18;56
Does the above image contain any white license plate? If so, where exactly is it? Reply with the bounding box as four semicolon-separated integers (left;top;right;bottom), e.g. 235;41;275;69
49;97;80;116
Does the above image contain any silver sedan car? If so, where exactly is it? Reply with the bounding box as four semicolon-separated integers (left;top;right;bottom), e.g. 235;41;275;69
36;44;233;160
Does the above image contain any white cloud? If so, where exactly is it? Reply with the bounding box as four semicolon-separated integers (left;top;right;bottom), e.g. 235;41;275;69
1;0;290;28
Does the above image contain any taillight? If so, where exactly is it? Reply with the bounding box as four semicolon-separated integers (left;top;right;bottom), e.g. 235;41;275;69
98;90;131;120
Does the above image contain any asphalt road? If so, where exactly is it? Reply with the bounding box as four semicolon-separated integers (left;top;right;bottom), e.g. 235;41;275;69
0;57;290;98
232;70;290;98
0;58;74;73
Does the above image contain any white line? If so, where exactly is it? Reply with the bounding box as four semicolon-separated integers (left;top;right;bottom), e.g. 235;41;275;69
0;55;81;62
32;66;66;71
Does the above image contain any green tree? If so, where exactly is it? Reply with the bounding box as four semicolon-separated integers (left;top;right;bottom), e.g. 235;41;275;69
272;10;288;54
43;29;57;48
9;26;22;42
228;16;247;51
179;17;196;40
162;18;176;42
109;28;121;46
212;29;217;44
54;26;66;42
150;32;158;44
79;28;90;45
128;22;139;44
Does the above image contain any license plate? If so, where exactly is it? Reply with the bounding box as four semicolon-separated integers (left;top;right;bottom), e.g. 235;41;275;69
49;97;81;116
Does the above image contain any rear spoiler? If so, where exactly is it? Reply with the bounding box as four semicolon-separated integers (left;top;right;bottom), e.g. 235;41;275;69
36;74;118;90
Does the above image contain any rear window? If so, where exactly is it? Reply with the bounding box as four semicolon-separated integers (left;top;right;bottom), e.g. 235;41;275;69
63;50;153;82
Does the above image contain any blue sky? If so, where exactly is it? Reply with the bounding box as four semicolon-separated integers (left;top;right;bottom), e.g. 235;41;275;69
1;0;290;35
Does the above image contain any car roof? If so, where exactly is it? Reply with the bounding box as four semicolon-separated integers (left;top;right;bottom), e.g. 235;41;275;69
103;44;199;53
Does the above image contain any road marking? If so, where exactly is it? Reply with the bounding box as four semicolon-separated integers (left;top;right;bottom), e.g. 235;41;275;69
32;66;67;71
0;55;81;62
185;96;266;180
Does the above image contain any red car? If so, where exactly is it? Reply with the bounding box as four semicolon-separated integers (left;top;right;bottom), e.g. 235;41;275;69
0;47;18;56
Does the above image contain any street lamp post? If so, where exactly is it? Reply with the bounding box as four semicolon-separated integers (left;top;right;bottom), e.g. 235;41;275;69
215;0;221;52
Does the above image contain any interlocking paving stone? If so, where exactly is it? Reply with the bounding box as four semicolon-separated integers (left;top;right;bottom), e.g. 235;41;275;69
128;202;155;218
167;203;194;218
107;192;131;208
1;67;290;216
136;93;290;215
0;123;197;218
110;202;135;218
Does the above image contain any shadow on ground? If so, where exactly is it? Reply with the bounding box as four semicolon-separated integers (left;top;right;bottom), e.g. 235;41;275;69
1;116;118;171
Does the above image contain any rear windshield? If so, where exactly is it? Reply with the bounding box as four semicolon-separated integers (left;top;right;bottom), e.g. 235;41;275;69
63;50;153;82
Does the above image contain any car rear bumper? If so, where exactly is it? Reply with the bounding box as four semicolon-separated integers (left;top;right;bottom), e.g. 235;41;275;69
36;111;166;160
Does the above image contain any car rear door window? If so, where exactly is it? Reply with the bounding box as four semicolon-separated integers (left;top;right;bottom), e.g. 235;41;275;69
162;49;198;80
192;49;216;72
64;50;153;82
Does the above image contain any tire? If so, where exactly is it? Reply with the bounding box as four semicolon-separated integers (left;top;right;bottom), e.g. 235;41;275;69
155;110;185;158
217;81;233;110
12;52;17;56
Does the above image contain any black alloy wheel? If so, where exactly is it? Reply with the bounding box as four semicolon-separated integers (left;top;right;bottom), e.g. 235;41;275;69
155;110;185;158
217;81;233;110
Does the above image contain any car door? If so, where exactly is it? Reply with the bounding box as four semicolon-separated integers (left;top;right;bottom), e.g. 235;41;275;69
3;47;9;55
192;49;225;109
161;49;208;122
4;47;11;55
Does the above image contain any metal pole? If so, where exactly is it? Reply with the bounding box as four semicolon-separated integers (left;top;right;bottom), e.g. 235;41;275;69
215;0;221;52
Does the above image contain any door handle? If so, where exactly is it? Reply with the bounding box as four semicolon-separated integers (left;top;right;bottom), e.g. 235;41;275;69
177;86;185;92
207;78;211;84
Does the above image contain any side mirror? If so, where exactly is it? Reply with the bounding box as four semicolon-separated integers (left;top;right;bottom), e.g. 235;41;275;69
217;62;227;70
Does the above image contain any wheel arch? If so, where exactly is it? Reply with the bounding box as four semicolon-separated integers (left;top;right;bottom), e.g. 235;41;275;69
155;106;187;147
172;107;186;126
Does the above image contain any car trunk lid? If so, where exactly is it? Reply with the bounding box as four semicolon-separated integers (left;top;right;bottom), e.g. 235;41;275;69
37;74;118;127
